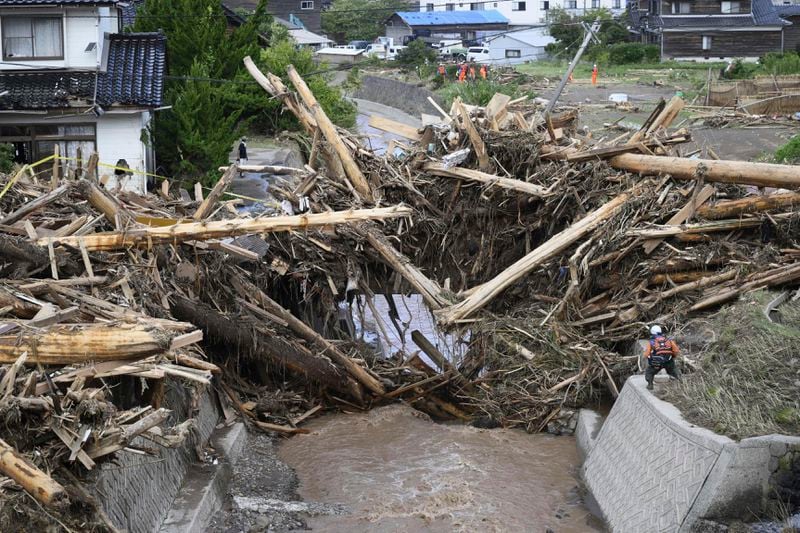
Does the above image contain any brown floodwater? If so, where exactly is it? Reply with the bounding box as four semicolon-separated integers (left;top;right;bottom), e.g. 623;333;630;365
279;404;605;532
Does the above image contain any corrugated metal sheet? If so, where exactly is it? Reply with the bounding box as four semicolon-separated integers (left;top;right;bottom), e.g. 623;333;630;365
394;10;508;27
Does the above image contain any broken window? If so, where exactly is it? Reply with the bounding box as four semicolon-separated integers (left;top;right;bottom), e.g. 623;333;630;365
2;16;63;60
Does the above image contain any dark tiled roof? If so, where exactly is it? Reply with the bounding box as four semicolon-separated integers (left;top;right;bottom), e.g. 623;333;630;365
0;32;166;110
778;5;800;16
660;15;758;27
120;0;145;28
752;0;788;25
634;0;786;30
0;0;116;4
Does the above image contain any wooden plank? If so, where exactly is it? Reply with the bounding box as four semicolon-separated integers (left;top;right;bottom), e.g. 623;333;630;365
457;101;490;171
424;163;550;197
0;184;70;226
642;185;715;254
192;166;237;220
367;115;421;141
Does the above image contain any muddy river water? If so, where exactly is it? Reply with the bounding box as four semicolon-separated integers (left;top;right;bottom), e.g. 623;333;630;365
279;404;604;532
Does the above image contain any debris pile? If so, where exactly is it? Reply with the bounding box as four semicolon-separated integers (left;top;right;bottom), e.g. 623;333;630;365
0;58;799;524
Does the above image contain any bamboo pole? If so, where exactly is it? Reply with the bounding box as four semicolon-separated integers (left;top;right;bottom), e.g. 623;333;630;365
696;191;800;219
423;162;549;197
439;186;640;324
285;65;372;199
0;439;68;507
39;205;412;252
610;153;800;189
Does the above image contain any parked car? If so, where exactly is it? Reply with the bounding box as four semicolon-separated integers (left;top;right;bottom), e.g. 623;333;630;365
466;46;490;63
364;43;388;59
438;41;467;61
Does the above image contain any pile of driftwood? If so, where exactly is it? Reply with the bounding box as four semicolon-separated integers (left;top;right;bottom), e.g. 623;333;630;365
1;57;799;524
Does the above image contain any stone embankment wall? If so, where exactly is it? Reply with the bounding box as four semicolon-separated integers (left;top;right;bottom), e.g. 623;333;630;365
351;75;443;118
90;380;220;533
577;375;800;533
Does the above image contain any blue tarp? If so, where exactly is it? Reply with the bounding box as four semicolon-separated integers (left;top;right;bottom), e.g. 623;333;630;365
393;10;508;27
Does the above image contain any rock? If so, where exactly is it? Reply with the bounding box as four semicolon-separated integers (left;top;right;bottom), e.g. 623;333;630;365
690;518;728;532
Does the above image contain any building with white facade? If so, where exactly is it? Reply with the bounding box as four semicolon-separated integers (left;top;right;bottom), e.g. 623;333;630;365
0;0;166;193
418;0;625;26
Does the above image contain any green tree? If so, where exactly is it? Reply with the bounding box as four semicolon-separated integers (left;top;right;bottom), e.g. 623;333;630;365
322;0;404;42
132;0;269;179
395;39;438;70
546;8;627;58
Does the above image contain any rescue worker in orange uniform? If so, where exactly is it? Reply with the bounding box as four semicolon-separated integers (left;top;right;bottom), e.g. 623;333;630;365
643;325;681;390
437;63;446;81
457;63;467;83
468;62;476;81
479;64;487;79
591;63;598;85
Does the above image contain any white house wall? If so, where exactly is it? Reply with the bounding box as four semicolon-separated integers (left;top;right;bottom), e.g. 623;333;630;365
96;112;148;194
0;6;117;70
418;0;625;26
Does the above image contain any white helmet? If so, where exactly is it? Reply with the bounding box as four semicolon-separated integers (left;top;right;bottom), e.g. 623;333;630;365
650;325;662;336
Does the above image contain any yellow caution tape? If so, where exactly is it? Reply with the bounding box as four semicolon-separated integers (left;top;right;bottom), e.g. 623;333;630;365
0;154;57;201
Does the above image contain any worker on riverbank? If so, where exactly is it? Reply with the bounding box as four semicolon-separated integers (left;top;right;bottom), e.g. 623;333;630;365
479;64;487;80
644;325;681;390
591;63;598;85
437;63;446;81
457;63;467;83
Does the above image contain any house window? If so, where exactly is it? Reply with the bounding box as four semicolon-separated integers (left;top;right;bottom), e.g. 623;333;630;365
702;35;712;50
613;0;621;7
541;0;550;9
721;1;741;13
513;1;527;10
505;49;521;58
446;3;455;9
591;0;600;7
300;1;314;9
1;16;63;60
470;2;485;9
671;1;690;13
426;2;434;10
566;0;577;7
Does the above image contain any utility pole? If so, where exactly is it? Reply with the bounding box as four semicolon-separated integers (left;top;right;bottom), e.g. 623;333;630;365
544;19;600;115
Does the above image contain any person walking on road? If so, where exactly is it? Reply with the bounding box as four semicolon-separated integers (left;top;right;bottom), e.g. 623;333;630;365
238;137;248;166
644;325;681;390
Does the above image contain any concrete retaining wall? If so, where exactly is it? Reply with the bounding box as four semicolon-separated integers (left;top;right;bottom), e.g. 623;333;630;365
582;375;800;533
351;75;443;118
90;380;220;533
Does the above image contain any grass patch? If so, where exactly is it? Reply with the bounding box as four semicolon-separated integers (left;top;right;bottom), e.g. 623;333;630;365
437;78;534;108
774;135;800;164
663;291;800;440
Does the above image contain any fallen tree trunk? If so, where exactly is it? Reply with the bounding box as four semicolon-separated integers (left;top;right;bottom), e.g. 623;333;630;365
696;191;800;219
39;206;412;251
286;65;372;200
359;223;448;310
0;323;195;364
0;438;68;507
171;295;365;402
610;154;800;190
439;185;641;324
75;180;134;228
690;262;800;311
423;163;549;197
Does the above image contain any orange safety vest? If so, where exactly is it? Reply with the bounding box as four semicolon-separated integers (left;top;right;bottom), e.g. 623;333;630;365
479;66;487;79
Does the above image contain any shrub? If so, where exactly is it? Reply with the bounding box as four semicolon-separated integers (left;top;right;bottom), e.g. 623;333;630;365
438;78;532;107
395;40;438;70
761;51;800;75
604;43;661;65
774;135;800;163
0;143;13;174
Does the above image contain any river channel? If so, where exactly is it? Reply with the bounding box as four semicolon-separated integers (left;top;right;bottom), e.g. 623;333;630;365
279;404;604;532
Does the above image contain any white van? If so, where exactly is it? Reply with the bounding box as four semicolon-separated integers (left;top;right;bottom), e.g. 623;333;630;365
365;43;387;58
466;46;490;62
386;45;406;60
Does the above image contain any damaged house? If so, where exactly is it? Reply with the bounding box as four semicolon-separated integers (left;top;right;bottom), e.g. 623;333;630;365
629;0;789;61
0;0;166;193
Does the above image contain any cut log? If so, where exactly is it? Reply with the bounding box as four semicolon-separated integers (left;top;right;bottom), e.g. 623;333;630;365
610;154;800;190
424;162;549;197
75;180;134;229
696;191;800;219
565;144;647;163
457;102;490;171
0;184;71;226
0;323;195;364
193;166;237;220
646;95;685;135
359;223;448;310
439;185;641;323
642;185;715;254
690;263;800;311
0;438;68;507
286;65;372;199
39;205;412;252
367;115;421;141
